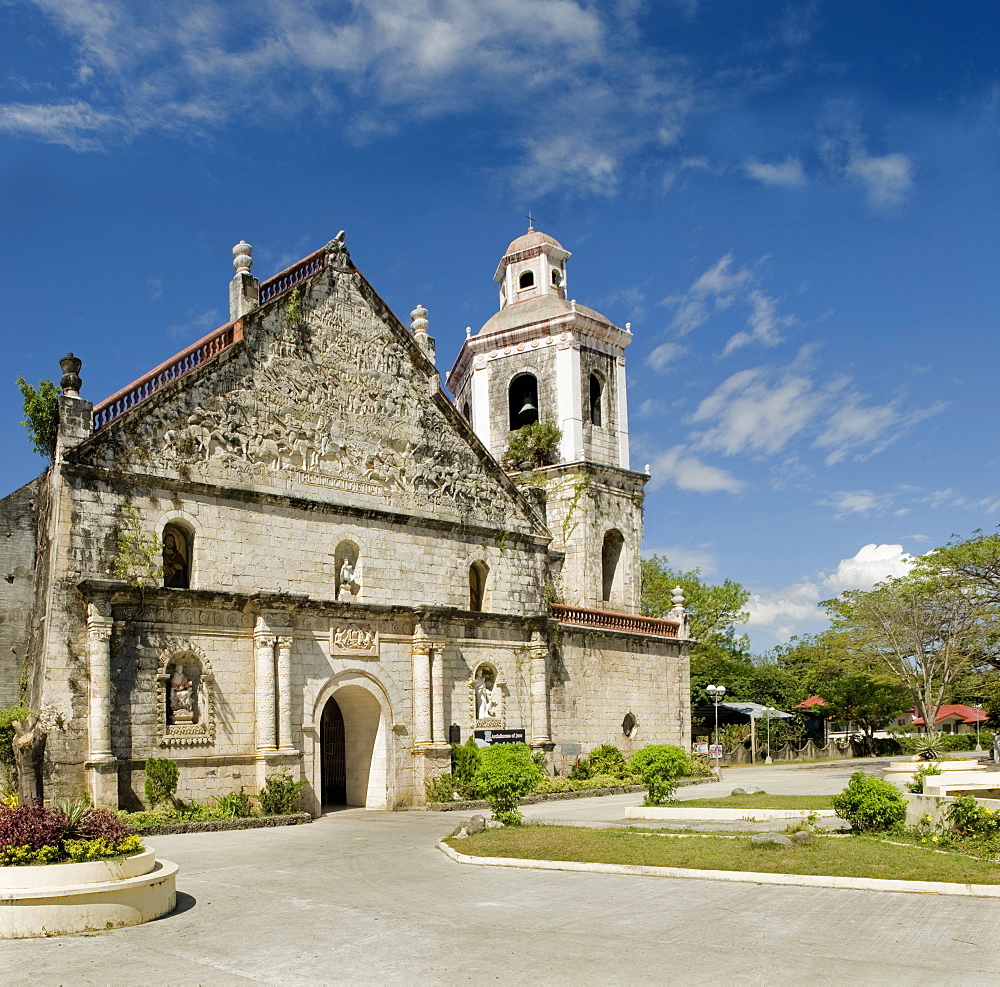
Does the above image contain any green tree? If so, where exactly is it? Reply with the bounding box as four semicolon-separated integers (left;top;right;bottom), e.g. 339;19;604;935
474;743;542;825
814;674;912;755
823;571;995;729
16;377;60;459
501;416;562;469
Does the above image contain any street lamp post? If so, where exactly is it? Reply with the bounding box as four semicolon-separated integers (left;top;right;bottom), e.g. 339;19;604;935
706;684;726;780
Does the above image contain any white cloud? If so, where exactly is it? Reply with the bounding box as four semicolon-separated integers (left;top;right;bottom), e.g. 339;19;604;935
0;100;121;150
847;152;913;208
646;342;685;372
743;156;806;187
822;544;914;595
722;289;796;354
690;367;821;456
818;489;894;519
687;361;946;464
647;445;744;494
744;582;823;641
818;102;914;209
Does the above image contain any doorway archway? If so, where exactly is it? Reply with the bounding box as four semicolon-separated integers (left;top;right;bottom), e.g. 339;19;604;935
318;684;385;808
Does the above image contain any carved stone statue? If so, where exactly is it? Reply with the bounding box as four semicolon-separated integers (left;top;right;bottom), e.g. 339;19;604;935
170;663;195;723
340;558;356;594
474;668;498;720
12;714;46;804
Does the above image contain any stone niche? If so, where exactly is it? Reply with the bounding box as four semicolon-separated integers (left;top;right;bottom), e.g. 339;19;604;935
154;642;216;748
471;662;504;728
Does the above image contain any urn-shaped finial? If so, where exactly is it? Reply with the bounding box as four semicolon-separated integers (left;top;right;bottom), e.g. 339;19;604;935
232;240;253;275
410;304;429;336
59;352;83;398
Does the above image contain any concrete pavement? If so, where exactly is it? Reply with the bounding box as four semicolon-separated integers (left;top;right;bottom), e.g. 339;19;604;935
8;758;1000;985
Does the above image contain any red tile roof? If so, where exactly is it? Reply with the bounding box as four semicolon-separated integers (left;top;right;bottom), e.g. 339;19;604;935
910;704;987;726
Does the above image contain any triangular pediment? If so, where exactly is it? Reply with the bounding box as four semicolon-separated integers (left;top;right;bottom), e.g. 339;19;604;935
75;248;545;536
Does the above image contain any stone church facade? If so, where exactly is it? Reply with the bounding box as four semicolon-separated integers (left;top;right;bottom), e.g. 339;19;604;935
0;229;690;812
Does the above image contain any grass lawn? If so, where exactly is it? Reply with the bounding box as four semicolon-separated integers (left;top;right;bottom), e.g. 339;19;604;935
676;794;834;810
447;825;1000;885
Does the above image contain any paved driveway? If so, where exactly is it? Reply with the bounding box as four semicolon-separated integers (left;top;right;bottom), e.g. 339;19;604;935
8;759;1000;985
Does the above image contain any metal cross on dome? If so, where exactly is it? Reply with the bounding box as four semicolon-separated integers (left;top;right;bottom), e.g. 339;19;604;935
526;210;535;232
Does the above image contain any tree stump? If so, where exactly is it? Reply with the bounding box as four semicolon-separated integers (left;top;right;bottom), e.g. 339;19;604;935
12;714;46;804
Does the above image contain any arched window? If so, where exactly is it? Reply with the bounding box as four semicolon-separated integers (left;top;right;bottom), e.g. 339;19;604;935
601;529;624;602
162;523;191;589
589;373;603;427
551;267;563;287
469;561;488;612
518;270;535;289
508;374;539;430
461;400;472;425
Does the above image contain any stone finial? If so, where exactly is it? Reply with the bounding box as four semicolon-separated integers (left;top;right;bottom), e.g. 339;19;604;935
644;464;651;476
59;353;82;398
671;586;685;609
232;240;253;275
465;326;472;339
625;322;632;332
410;304;429;336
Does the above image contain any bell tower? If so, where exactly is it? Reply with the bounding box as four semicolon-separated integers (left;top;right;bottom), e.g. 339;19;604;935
449;228;647;613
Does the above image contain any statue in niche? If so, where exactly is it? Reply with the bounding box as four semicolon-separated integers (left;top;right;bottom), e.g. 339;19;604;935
339;557;358;597
474;667;498;721
169;663;195;723
162;528;189;589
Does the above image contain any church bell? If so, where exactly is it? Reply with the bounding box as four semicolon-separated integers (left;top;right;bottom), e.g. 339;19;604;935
517;397;538;423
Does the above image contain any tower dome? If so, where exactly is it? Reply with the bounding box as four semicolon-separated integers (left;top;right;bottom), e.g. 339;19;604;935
494;227;571;310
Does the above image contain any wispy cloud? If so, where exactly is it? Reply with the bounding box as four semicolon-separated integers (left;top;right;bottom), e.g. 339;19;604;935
818;489;895;519
819;100;914;208
662;253;795;353
646;342;686;372
687;362;946;464
743;156;806;187
647;445;745;494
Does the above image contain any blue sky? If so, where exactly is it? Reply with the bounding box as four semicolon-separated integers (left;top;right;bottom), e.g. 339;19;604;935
1;1;998;650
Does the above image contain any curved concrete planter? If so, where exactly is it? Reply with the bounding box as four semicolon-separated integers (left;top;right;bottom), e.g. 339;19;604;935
625;806;838;822
0;847;178;939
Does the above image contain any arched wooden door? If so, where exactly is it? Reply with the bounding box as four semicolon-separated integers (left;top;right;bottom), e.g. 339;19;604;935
320;697;347;805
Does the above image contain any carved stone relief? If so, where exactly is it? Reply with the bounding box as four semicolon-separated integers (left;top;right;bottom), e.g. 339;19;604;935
96;273;518;527
329;622;378;657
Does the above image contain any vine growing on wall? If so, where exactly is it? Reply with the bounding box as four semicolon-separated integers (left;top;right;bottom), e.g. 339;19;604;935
113;503;163;589
560;474;590;544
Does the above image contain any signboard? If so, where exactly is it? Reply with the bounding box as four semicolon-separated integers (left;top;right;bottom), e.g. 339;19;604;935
709;744;723;759
474;729;526;746
692;743;708;755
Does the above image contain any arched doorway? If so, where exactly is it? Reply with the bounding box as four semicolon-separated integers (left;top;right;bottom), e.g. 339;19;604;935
320;697;347;805
318;685;385;808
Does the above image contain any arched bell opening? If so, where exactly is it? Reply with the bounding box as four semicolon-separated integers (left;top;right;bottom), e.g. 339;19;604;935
508;373;539;430
601;528;625;604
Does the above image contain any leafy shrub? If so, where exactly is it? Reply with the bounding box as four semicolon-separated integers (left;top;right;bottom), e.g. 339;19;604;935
425;772;460;803
628;745;691;806
945;795;1000;837
474;743;543;825
905;763;942;794
569;756;592;781
870;737;904;757
832;771;906;833
0;705;29;785
452;738;483;799
144;757;179;808
587;744;627;779
213;791;255;818
258;772;306;815
686;753;716;778
0;801;141;865
532;776;573;795
501;416;563;469
915;738;942;761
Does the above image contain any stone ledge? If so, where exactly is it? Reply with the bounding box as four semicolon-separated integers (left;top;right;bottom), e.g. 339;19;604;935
424;776;714;812
135;813;311;835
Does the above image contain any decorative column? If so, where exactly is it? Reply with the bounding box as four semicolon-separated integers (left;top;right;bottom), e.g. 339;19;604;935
276;635;295;752
430;645;446;747
668;586;689;638
254;618;277;753
86;601;114;759
529;630;552;747
410;627;433;748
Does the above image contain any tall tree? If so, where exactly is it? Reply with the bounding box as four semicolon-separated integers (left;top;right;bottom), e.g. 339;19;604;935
813;675;912;755
823;571;995;728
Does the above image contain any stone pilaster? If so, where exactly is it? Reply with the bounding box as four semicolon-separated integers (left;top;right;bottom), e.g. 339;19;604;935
254;617;277;754
431;645;446;746
276;635;296;752
410;627;433;749
529;631;552;747
86;601;114;760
